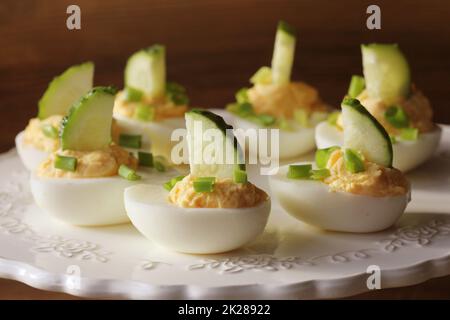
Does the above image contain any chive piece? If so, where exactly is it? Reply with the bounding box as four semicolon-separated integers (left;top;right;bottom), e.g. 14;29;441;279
166;82;189;105
315;146;340;169
294;109;309;127
327;111;341;126
344;149;365;173
134;104;155;122
250;66;272;85
124;87;143;102
193;177;216;193
310;168;331;180
235;88;249;104
235;102;254;117
153;156;167;172
119;134;142;149
277;117;293;131
384;106;410;128
41;124;59;139
54;155;77;172
347;75;365;98
258;114;276;126
163;175;185;191
118;164;141;181
399;127;418;141
234;169;248;184
138;152;153;167
287;164;312;180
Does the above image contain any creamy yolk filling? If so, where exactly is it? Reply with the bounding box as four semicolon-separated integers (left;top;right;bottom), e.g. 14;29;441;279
247;82;328;119
114;91;187;121
348;87;435;135
38;144;137;178
23;115;63;152
168;175;268;209
323;150;409;197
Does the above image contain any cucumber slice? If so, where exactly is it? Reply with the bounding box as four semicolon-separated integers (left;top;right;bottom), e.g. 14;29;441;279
361;43;411;105
61;87;117;151
271;21;296;85
342;98;393;167
125;45;166;98
38;62;94;119
185;109;243;179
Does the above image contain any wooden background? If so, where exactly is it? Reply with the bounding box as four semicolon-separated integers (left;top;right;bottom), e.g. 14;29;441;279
0;0;449;299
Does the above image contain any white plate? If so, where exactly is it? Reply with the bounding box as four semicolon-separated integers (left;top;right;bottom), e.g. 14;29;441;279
0;125;449;299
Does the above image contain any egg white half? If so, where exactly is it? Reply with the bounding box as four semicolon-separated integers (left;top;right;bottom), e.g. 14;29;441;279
269;163;410;233
15;131;50;171
233;116;316;160
124;184;271;254
315;121;442;172
113;112;186;162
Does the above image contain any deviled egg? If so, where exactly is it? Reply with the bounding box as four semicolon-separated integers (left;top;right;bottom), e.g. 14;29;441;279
30;86;158;226
227;21;330;159
270;98;411;233
16;62;94;171
113;44;189;162
316;43;442;172
125;109;271;254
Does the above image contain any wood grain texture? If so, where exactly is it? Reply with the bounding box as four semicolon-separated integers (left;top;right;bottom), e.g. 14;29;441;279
0;0;449;299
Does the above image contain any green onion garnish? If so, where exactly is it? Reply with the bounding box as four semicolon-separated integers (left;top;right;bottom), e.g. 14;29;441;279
138;152;153;167
250;66;272;85
385;106;410;128
41;124;59;139
287;164;312;179
294;109;310;127
347;75;365;98
315;146;340;169
153;156;167;172
193;177;216;193
235;88;249;104
119;134;142;149
344;149;365;173
234;169;248;184
163;175;185;191
277;117;293;131
134;104;155;122
327;111;341;126
258;114;276;126
166;82;189;105
118;164;141;181
399;127;418;141
54;155;77;172
124;87;143;102
310;168;331;180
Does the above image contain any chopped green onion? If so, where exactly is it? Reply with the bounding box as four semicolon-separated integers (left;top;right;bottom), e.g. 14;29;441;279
166;82;189;105
399;127;419;141
294;109;309;127
347;75;365;98
250;66;272;85
118;164;141;181
234;169;248;184
310;168;331;180
344;149;365;173
327;111;341;126
235;102;254;117
235;88;249;104
193;177;215;193
315;146;340;169
134;104;155;121
54;155;77;172
384;106;410;128
41;124;59;139
153;155;167;172
124;87;143;102
257;114;276;126
138;152;153;167
287;164;312;180
119;134;142;149
277;117;294;131
163;175;185;191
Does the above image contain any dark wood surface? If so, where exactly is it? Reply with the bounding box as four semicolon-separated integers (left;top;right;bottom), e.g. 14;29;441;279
0;0;449;299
